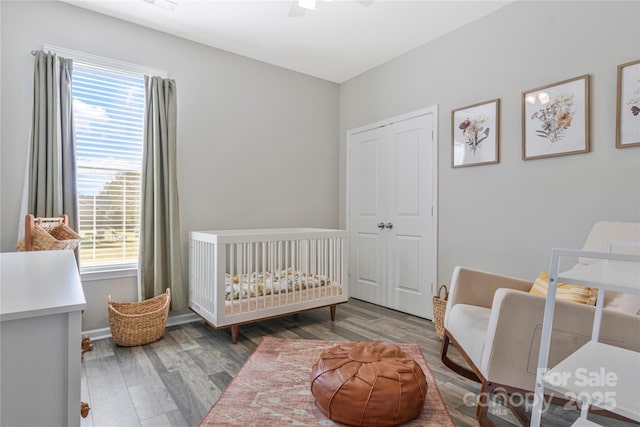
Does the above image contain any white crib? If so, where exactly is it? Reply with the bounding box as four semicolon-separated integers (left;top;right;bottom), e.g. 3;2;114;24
189;228;348;343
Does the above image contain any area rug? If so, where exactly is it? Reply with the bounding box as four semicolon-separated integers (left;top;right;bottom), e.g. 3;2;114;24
199;336;455;426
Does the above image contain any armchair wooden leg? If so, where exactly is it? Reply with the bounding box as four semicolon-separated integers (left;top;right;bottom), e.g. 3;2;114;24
477;381;498;427
440;331;481;383
506;397;531;427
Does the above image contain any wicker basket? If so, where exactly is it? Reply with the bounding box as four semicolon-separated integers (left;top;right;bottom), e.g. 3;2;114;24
108;289;171;346
432;284;448;340
16;215;80;251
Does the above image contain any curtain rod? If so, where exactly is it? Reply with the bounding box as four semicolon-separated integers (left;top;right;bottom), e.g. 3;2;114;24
31;48;169;78
33;45;168;77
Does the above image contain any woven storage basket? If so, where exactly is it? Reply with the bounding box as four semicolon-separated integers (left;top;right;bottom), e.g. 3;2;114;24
16;216;80;251
432;284;448;340
108;289;170;346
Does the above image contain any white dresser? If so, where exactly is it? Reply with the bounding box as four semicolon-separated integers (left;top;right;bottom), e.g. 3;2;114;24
1;250;86;427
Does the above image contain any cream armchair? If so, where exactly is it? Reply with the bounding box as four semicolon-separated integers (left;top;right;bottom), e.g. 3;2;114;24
440;222;640;427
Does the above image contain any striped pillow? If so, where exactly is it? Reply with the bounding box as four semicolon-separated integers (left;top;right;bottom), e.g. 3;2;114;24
529;272;597;305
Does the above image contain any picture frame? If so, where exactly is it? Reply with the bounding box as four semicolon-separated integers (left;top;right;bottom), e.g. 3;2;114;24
616;59;640;148
522;74;590;160
451;98;500;168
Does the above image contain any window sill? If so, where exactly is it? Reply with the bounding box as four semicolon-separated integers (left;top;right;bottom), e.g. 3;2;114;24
81;266;138;282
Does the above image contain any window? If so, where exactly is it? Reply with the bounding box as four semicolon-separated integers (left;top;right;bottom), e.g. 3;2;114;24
43;45;166;272
72;62;145;270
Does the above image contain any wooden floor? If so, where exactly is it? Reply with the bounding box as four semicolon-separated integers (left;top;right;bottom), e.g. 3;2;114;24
81;298;635;427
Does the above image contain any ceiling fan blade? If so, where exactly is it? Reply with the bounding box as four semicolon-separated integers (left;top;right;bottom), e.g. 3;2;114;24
288;1;307;17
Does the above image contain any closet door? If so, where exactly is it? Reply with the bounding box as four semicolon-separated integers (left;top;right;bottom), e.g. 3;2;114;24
386;113;435;318
348;126;389;307
348;109;436;319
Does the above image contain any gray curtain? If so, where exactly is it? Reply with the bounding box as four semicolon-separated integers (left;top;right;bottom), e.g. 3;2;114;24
140;75;186;310
28;50;78;231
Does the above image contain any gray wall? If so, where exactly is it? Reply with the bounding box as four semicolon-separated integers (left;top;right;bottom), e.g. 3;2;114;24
0;1;340;331
340;1;640;285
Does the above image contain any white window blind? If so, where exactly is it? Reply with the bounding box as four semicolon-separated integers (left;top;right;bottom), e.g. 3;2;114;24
72;62;145;269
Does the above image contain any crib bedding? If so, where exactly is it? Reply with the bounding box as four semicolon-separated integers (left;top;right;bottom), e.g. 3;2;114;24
224;268;335;301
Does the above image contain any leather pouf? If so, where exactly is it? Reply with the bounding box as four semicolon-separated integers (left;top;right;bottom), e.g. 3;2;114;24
310;342;427;427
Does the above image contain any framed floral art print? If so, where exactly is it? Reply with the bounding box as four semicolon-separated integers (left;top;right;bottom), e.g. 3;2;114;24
616;59;640;148
451;98;500;168
522;74;590;160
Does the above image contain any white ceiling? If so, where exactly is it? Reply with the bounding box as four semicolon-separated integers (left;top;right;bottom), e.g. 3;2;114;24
60;0;513;83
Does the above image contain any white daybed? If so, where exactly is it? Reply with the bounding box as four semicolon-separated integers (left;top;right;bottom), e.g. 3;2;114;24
189;228;348;343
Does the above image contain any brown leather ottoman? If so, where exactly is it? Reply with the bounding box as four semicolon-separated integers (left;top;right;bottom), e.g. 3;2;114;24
310;341;427;427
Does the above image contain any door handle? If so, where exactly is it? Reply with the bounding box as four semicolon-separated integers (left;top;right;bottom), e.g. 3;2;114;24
377;222;385;229
385;223;393;229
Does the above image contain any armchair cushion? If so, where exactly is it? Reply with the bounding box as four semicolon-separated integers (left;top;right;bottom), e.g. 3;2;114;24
446;304;491;373
529;271;596;305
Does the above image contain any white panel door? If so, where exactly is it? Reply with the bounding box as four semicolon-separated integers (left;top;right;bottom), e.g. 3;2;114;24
348;109;436;319
387;113;435;318
348;126;388;306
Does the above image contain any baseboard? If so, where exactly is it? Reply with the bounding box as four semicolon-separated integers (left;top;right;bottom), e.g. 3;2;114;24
82;312;200;341
82;326;112;341
167;312;201;327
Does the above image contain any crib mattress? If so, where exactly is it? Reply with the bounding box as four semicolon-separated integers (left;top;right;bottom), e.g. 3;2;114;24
224;268;333;301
